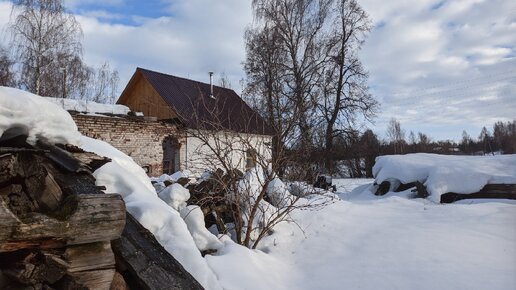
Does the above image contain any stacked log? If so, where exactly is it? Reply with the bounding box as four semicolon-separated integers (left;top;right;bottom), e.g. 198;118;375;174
186;168;243;234
373;179;515;203
0;144;125;290
0;137;205;289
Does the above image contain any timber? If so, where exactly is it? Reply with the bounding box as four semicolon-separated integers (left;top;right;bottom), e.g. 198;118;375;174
0;136;203;289
0;194;125;252
112;213;204;290
440;184;516;203
0;139;125;289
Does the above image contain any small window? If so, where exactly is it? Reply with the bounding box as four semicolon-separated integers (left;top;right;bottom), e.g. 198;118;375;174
246;148;257;170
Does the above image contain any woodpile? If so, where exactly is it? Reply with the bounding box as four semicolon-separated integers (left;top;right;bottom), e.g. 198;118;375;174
374;179;516;203
186;168;243;235
0;137;203;289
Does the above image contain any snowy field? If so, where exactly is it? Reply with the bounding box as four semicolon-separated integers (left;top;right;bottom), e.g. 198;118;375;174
1;87;515;290
205;179;516;290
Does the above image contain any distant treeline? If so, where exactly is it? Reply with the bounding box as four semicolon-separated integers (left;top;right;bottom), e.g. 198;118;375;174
306;119;516;178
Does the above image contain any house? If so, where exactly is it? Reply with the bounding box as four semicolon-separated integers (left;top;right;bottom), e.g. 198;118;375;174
115;67;274;176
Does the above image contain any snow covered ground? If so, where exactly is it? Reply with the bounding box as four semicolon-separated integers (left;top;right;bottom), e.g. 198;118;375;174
205;179;516;290
1;87;515;290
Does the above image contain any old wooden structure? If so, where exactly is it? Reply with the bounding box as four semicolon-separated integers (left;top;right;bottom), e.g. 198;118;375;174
0;137;203;289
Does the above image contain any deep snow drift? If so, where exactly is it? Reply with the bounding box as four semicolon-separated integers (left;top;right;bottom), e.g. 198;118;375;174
1;86;515;290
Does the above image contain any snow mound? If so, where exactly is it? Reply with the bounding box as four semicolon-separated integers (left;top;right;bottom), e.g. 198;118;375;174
180;205;224;251
373;153;516;202
159;183;191;211
47;97;130;115
0;86;81;145
80;136;222;290
267;177;294;207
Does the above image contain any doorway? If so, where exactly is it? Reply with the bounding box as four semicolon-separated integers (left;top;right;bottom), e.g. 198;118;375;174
162;136;181;174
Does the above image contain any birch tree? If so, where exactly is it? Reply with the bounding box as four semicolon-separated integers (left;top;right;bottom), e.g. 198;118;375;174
9;0;86;98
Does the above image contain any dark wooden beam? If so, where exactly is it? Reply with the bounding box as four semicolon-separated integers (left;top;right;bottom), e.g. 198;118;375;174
112;213;204;290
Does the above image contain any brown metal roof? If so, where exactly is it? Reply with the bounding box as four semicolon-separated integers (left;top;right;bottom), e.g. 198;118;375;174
136;68;273;136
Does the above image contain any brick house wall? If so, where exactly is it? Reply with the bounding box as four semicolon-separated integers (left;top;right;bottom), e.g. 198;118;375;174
71;113;184;176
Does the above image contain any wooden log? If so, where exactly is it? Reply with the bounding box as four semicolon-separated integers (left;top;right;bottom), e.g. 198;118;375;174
64;242;115;273
0;194;125;252
440;184;516;203
109;272;129;290
66;269;116;290
374;181;390;196
111;213;204;290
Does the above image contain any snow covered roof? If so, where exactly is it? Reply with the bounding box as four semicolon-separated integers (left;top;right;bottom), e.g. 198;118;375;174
47;97;131;115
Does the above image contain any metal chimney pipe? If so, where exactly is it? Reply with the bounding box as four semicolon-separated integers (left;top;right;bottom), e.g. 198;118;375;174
209;72;214;98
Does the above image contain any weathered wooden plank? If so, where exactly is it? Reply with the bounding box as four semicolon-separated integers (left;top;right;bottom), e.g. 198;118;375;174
112;213;204;290
0;194;126;252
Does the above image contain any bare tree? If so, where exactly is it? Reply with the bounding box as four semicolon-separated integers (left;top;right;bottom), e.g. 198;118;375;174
387;118;405;154
9;0;84;97
244;24;290;173
180;91;333;249
249;0;334;171
89;62;120;103
218;72;232;89
0;46;15;87
319;0;377;174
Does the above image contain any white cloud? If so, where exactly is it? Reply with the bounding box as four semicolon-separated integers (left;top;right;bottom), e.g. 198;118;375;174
359;0;516;140
0;0;514;141
75;0;253;93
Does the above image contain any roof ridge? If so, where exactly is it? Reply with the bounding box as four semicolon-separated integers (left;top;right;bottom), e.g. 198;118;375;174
137;67;235;93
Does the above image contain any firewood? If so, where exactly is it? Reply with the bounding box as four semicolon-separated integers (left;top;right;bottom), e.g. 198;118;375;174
109;272;128;290
64;242;115;273
1;251;67;285
0;194;125;252
66;269;116;290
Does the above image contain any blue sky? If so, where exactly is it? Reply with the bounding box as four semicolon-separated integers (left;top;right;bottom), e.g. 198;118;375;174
66;0;171;25
0;0;515;142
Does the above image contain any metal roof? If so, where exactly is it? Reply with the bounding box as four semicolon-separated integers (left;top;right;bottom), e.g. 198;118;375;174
137;67;273;136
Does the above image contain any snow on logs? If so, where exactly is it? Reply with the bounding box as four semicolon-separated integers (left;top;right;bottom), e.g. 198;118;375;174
372;154;516;203
0;144;125;289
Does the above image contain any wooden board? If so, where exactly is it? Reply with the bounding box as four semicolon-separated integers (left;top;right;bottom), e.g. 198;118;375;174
112;213;204;290
0;194;126;252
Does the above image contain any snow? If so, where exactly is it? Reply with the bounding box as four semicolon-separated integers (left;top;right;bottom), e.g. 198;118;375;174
373;153;516;202
180;205;224;251
46;97;130;115
3;87;515;290
79;136;222;290
208;179;516;290
0;86;81;145
158;183;191;211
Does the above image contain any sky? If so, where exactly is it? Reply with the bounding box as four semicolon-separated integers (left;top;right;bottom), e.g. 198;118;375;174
0;0;514;141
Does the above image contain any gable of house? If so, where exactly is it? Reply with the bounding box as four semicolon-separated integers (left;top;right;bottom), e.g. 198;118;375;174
118;68;274;136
